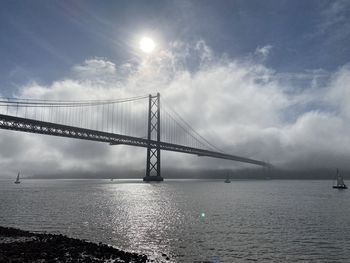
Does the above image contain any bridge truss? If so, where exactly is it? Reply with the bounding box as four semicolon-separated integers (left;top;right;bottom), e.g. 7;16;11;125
0;94;270;181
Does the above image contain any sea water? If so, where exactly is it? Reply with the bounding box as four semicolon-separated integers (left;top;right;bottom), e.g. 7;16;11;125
0;179;349;262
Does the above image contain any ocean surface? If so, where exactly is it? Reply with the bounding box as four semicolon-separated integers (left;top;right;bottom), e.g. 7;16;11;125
0;179;349;262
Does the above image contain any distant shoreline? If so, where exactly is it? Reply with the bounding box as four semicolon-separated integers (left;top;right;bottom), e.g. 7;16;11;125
0;178;339;182
14;168;349;180
1;167;347;180
0;177;340;181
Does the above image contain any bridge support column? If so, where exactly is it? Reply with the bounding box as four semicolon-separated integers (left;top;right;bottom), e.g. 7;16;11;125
144;93;163;182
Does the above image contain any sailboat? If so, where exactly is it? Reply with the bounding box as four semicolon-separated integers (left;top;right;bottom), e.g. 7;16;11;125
14;172;20;184
224;172;231;183
333;169;347;189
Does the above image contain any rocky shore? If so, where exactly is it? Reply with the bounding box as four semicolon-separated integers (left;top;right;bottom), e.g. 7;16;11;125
0;226;148;262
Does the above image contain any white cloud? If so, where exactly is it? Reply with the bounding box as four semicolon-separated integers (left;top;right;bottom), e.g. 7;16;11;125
318;0;350;34
72;58;117;82
1;41;350;177
309;0;350;45
254;45;273;61
327;64;350;118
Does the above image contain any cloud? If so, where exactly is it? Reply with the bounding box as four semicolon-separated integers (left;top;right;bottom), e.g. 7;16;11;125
1;41;350;177
317;0;350;34
254;45;273;61
309;0;350;45
327;64;350;118
72;58;117;82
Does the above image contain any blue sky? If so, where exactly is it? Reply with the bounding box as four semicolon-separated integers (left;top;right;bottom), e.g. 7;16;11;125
1;0;349;94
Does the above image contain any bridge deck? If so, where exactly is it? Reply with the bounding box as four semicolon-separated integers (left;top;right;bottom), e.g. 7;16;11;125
0;114;269;167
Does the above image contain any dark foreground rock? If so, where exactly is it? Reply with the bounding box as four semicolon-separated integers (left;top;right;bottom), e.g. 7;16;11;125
0;226;148;263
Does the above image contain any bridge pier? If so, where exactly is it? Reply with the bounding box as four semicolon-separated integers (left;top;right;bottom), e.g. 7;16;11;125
143;93;163;182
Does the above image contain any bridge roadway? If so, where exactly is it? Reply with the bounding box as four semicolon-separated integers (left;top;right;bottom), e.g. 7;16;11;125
0;114;269;167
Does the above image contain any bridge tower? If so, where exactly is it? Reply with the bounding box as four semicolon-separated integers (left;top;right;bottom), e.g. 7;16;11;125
143;93;163;182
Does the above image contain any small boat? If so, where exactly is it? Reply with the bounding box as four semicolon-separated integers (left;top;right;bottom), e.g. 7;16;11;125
333;169;347;189
224;172;231;183
14;172;20;184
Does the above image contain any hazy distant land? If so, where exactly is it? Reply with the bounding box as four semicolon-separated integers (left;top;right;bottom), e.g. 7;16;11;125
23;168;347;180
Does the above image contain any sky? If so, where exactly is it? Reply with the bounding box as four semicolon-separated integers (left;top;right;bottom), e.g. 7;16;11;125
1;0;350;177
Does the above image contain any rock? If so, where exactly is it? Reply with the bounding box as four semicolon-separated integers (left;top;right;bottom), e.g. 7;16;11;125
0;226;148;263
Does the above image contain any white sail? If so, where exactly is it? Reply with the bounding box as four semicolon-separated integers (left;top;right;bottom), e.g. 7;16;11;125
15;172;20;182
225;172;231;183
333;169;347;189
335;169;345;186
337;174;344;186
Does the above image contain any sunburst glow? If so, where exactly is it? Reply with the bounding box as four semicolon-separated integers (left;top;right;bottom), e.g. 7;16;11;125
139;37;155;53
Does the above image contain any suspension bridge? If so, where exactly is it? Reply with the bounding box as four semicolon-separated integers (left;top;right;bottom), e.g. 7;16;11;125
0;93;269;181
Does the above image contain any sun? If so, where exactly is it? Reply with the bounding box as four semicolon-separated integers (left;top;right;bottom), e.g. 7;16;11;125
139;37;155;53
